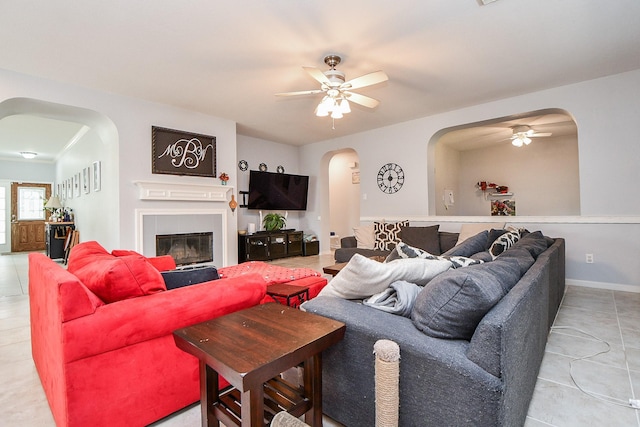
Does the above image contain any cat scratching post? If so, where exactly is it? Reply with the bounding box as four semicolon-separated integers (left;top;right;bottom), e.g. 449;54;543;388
374;339;400;427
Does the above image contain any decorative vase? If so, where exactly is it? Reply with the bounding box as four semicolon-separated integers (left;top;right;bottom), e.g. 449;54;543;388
221;180;227;185
229;194;237;211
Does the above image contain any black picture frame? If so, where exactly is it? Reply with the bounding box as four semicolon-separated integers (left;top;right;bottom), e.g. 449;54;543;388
152;126;216;177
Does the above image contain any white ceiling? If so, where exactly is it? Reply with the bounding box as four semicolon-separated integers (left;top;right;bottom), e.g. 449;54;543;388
0;0;639;160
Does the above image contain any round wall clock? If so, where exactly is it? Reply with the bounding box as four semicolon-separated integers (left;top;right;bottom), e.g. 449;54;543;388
377;163;405;194
259;163;268;172
276;165;285;173
238;160;248;171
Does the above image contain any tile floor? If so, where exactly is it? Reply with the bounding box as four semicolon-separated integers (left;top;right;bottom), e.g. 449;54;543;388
1;252;639;426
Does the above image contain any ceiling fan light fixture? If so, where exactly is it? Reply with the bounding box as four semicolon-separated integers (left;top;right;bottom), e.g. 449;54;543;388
331;109;343;119
512;137;524;147
523;136;532;145
339;98;351;114
315;103;329;117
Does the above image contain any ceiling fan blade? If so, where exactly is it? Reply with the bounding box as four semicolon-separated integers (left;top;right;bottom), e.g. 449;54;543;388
343;91;380;109
275;89;323;97
342;71;388;90
303;66;331;86
530;132;552;137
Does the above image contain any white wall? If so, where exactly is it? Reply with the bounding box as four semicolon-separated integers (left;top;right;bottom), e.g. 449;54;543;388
454;135;580;216
434;143;460;216
300;69;640;290
55;127;116;247
0;158;55;182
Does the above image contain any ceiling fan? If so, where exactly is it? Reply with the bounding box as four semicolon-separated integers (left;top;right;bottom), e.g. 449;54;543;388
275;55;388;120
509;125;552;147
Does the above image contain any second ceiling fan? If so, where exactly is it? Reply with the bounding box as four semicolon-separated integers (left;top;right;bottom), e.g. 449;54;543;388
509;125;552;147
275;55;388;119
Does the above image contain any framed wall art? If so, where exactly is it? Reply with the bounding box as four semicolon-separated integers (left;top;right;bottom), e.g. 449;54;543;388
74;172;81;198
83;167;90;194
93;161;101;192
151;126;216;177
67;178;73;199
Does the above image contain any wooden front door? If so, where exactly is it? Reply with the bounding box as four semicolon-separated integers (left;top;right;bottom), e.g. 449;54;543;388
10;182;50;253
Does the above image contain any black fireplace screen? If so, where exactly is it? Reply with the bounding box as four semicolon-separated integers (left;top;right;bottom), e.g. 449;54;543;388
155;232;213;266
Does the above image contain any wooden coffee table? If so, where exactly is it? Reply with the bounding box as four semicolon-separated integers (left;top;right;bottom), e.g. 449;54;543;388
173;303;345;427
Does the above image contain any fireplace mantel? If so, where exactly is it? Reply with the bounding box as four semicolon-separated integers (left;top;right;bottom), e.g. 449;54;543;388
133;181;233;202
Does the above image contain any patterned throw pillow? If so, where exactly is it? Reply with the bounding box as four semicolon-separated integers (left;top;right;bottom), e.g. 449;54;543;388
387;242;483;269
374;220;409;251
489;228;521;259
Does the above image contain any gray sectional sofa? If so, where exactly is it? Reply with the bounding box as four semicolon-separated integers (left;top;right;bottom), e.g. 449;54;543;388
303;230;565;426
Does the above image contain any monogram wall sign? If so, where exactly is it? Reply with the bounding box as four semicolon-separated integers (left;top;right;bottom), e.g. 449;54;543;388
152;126;217;177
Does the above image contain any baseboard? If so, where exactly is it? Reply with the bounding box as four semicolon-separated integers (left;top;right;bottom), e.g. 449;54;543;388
566;278;640;293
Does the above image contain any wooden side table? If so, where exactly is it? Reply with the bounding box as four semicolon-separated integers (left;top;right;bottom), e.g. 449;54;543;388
267;283;310;308
173;303;345;427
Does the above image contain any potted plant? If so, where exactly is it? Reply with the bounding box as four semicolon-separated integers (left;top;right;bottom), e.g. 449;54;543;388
263;213;286;231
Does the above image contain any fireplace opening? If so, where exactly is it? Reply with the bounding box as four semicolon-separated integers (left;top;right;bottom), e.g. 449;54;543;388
156;232;213;266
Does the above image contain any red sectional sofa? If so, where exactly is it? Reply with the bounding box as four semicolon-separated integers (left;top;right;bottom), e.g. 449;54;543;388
29;241;271;427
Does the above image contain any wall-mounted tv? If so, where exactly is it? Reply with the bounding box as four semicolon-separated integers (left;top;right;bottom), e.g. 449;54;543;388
247;170;309;211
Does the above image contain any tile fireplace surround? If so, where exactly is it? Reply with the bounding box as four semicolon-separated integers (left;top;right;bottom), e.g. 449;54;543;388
134;181;233;266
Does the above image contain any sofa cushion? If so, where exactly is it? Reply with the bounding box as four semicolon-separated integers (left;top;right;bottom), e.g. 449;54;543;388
508;230;550;259
456;222;504;246
353;224;375;249
438;232;459;254
411;255;525;340
373;220;409;251
318;253;452;300
399;225;441;254
73;254;167;303
443;230;490;257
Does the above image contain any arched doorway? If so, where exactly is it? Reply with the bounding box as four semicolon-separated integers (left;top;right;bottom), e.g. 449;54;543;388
0;97;120;251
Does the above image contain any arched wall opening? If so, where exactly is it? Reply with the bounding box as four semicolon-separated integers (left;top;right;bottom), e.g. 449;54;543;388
319;148;360;251
428;108;580;217
0;97;120;249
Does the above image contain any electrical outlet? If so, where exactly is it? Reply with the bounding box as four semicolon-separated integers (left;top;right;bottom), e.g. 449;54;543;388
585;254;594;264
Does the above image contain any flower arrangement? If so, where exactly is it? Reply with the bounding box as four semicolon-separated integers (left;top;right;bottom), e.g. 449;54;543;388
219;172;229;185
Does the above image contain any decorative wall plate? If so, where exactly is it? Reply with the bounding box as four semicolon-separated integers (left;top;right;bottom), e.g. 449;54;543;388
238;159;248;171
377;162;405;194
276;165;285;173
259;162;268;172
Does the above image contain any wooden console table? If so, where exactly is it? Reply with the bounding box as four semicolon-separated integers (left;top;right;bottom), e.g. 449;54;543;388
173;303;345;427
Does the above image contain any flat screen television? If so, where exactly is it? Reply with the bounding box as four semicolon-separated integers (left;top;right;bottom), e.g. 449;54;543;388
247;170;309;211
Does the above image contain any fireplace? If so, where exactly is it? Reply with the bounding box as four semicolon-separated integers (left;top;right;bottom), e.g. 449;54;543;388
156;232;213;266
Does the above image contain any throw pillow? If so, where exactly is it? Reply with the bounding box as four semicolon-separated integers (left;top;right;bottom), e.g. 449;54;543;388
456;222;505;246
67;241;111;273
374;220;409;251
387;242;483;269
318;253;452;300
443;230;490;258
353;223;376;249
73;255;167;303
161;266;219;290
112;249;177;271
411;256;524;340
488;228;521;259
399;225;441;254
